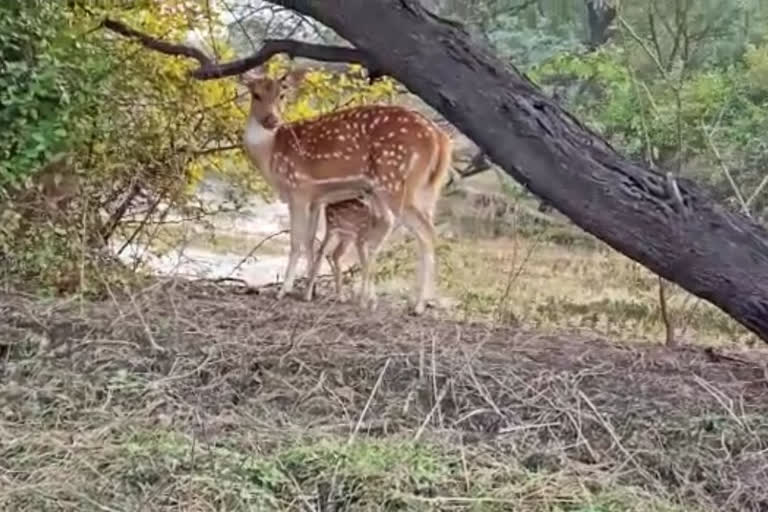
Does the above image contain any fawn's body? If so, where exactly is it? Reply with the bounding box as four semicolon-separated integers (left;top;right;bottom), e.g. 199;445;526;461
303;196;390;307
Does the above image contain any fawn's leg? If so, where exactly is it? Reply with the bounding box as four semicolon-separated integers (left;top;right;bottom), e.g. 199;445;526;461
303;229;340;302
331;238;352;302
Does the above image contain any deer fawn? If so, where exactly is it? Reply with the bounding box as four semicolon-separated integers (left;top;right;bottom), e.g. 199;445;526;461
303;194;391;308
240;66;453;314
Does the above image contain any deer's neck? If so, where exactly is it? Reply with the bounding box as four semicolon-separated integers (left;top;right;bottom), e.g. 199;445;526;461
243;107;277;181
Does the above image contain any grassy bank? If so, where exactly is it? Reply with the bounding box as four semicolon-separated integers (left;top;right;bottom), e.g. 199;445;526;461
1;284;766;511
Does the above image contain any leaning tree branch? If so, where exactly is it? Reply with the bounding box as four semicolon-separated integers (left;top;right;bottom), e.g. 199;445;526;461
102;18;386;80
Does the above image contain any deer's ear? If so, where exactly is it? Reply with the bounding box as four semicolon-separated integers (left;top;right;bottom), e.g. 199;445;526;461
279;68;308;88
239;68;264;85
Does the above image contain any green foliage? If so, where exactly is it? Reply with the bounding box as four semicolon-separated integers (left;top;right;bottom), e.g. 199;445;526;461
745;41;768;93
260;56;398;123
529;38;768;213
0;0;406;293
0;1;255;291
484;13;587;67
618;0;768;70
0;1;113;192
101;428;689;511
438;0;768;215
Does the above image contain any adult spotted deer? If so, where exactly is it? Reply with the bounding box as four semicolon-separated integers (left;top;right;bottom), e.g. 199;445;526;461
303;195;390;309
240;67;453;314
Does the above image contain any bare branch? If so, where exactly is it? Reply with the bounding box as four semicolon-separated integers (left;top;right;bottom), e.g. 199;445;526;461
102;19;214;66
460;151;493;179
102;17;384;80
445;150;492;188
700;121;750;217
617;16;667;78
193;144;241;156
194;39;381;79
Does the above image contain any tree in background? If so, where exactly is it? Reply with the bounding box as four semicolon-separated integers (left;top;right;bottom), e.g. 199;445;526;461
432;0;768;219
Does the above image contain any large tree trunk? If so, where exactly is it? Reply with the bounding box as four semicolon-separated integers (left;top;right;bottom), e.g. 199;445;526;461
276;0;768;340
585;0;616;49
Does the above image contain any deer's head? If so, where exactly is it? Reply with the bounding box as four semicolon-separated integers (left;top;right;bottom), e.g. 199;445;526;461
239;67;307;129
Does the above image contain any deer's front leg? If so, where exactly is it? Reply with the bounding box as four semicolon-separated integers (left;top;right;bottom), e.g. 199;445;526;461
278;198;310;300
303;201;324;301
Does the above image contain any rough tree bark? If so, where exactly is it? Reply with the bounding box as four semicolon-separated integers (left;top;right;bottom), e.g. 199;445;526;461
585;0;617;49
104;0;768;342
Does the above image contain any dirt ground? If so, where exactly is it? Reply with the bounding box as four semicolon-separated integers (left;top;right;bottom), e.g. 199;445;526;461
2;279;768;511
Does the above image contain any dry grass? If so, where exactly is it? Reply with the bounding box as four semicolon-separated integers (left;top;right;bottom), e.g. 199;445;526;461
1;280;767;511
119;174;756;347
372;206;755;347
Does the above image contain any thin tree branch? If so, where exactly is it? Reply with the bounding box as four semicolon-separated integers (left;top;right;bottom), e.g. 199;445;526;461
747;174;768;210
460;151;493;179
221;0;258;52
445;150;492;188
196;40;382;79
102;19;214;66
617;16;667;78
700;121;750;217
647;8;664;68
102;18;384;80
193;144;241;156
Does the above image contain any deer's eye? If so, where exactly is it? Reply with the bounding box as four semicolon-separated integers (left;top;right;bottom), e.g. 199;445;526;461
252;92;262;101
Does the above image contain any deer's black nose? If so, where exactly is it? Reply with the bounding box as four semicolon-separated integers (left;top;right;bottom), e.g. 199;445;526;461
261;113;279;129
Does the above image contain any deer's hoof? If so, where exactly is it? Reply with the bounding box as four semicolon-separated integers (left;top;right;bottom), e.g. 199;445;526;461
358;295;377;312
411;301;426;316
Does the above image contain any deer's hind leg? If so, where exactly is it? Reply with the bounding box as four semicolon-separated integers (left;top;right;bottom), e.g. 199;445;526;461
399;205;437;315
354;237;375;310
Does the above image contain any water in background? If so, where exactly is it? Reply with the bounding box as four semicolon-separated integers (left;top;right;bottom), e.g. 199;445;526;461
109;174;325;286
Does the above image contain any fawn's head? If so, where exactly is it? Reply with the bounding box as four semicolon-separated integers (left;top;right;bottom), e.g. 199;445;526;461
239;68;307;129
